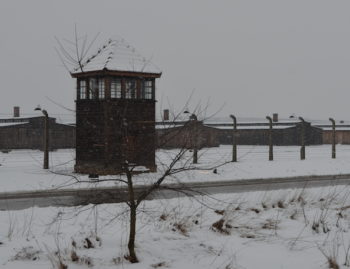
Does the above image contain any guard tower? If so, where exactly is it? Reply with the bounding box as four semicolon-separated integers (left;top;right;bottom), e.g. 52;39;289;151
71;39;161;174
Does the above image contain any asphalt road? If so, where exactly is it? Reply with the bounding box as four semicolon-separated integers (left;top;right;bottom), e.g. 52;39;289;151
1;174;350;211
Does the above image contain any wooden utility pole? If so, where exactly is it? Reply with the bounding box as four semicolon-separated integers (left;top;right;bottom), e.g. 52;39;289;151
266;116;273;161
230;114;237;162
299;117;305;160
329;118;336;159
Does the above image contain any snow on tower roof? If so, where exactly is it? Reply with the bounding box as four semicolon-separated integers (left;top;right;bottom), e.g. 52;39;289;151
71;38;161;75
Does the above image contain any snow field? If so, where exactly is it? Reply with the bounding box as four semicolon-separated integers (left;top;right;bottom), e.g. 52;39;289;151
1;145;350;192
1;185;350;268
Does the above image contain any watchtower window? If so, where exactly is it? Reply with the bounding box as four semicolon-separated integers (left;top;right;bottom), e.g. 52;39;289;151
79;80;87;99
98;79;105;99
89;78;98;99
88;78;105;99
111;78;122;99
125;80;136;99
143;80;153;99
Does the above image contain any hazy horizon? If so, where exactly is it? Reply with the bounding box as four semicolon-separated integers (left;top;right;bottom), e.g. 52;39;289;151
1;0;350;122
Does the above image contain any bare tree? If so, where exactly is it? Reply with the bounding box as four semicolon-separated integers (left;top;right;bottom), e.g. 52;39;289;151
55;31;227;263
55;25;102;74
52;117;226;263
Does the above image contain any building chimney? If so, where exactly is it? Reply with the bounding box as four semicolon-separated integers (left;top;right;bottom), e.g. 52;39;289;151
163;109;169;121
272;113;278;122
13;106;20;118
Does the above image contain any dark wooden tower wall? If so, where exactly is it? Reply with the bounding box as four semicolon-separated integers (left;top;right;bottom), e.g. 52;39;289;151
73;70;160;174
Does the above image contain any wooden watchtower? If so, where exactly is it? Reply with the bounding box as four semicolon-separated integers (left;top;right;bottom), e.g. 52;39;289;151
71;39;161;174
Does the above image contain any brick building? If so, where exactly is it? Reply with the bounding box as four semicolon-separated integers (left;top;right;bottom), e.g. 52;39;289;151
317;124;350;144
0;108;75;150
156;117;324;148
212;121;323;146
156;121;219;149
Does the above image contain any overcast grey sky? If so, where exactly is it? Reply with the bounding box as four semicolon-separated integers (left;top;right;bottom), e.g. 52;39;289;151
1;0;350;122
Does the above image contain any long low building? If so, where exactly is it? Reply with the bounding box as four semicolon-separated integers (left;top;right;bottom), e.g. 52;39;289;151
315;126;350;144
156;121;220;149
155;116;350;148
0;110;75;150
209;122;323;146
1;109;350;150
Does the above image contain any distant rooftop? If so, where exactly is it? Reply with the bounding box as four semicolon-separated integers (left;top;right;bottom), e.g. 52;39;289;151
71;38;161;75
203;117;350;126
0;122;29;127
157;116;350;129
0;116;42;121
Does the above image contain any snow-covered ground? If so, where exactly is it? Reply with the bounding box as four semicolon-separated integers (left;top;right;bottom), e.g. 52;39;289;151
1;185;350;268
1;145;350;192
2;145;350;268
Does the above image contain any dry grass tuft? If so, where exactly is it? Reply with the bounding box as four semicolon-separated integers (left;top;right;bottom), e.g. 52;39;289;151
290;210;298;220
312;220;330;234
112;257;123;265
312;221;319;233
262;219;279;230
250;208;260;214
58;261;68;269
83;238;94;249
71;250;79;262
240;233;255;239
327;258;340;269
172;222;188;236
80;256;93;267
211;218;231;235
159;214;168;221
151;261;168;268
11;246;42;261
214;209;225;215
319;239;339;269
277;200;285;208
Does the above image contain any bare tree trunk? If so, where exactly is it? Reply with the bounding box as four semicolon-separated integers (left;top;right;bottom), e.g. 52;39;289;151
125;167;138;263
128;203;138;263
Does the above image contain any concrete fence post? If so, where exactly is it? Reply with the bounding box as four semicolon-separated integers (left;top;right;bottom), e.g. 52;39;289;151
229;114;237;162
299;117;305;160
35;106;49;169
266;116;273;161
329;118;336;159
193;116;198;164
184;111;198;164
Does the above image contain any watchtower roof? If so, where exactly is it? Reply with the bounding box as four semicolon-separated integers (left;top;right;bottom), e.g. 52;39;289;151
71;38;161;76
